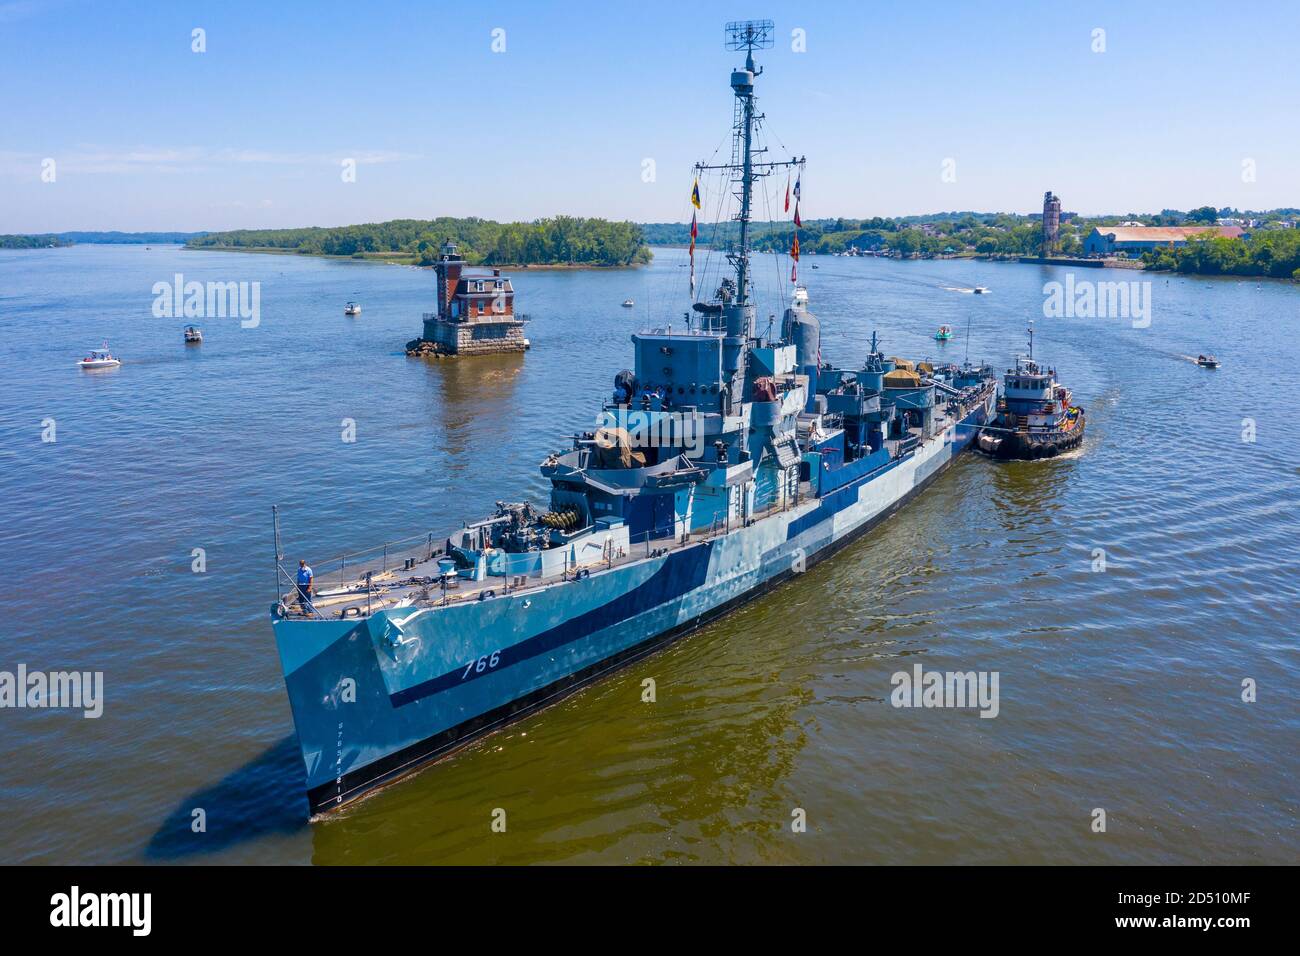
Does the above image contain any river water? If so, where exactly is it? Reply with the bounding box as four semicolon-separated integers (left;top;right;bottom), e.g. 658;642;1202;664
1;243;1295;864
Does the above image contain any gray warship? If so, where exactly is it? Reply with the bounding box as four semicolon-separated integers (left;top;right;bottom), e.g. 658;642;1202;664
270;20;999;815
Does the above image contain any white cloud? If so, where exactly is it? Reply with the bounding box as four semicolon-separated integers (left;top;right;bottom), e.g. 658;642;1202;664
0;146;420;177
217;148;418;166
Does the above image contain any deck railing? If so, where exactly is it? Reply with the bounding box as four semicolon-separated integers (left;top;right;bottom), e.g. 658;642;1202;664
276;486;812;621
276;530;444;621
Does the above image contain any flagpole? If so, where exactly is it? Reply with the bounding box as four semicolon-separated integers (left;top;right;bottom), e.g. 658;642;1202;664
790;176;802;283
689;177;701;300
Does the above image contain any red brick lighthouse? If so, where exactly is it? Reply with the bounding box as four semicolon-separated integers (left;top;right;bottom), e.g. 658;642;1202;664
409;240;529;356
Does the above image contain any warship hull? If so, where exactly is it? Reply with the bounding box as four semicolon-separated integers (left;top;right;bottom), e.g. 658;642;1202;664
274;398;993;816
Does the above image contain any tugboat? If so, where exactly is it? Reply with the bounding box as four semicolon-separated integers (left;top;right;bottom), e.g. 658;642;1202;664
977;322;1084;460
1197;354;1220;369
935;325;953;341
344;301;361;316
184;326;203;343
268;20;999;816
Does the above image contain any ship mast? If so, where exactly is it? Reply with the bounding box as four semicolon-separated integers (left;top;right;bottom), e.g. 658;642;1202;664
690;21;804;422
732;23;761;306
696;20;804;311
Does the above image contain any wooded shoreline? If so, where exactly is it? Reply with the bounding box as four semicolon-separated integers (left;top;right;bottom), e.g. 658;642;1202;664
182;244;650;269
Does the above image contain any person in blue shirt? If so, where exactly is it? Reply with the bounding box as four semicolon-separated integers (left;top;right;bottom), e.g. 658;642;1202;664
295;560;314;611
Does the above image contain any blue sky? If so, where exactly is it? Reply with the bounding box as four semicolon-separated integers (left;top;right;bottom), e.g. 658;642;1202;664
2;0;1296;232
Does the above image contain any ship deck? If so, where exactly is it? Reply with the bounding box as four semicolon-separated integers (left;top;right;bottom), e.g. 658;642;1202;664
280;386;991;624
279;487;817;622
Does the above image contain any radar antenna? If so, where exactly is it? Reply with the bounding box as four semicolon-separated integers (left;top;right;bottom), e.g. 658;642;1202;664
724;19;774;53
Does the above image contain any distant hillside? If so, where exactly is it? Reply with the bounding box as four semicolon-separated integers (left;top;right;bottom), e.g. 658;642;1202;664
0;231;204;248
187;217;651;267
0;234;68;249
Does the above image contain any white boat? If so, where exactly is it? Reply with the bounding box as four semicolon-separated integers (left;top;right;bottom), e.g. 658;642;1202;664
184;326;203;343
77;347;120;369
1197;354;1220;369
344;302;361;315
621;299;634;308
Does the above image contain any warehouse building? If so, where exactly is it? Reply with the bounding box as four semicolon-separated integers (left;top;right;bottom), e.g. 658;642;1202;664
1083;225;1244;256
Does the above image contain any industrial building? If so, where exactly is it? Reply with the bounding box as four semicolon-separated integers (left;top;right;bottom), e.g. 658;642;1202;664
1083;225;1244;257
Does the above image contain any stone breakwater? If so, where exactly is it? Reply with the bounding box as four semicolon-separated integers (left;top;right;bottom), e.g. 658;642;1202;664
405;334;531;358
405;337;451;357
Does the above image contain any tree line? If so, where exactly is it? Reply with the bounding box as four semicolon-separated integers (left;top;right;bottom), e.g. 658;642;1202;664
1;231;201;247
186;216;651;266
0;234;71;248
644;213;1065;257
643;207;1300;276
1142;230;1300;280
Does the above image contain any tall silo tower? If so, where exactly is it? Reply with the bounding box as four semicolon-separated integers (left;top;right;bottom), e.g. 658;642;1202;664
1042;191;1062;257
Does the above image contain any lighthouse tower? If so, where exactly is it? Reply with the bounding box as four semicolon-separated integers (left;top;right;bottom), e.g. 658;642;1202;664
435;239;464;320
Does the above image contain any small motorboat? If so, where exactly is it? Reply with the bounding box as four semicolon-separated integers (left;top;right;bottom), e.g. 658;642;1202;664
934;325;953;341
344;302;361;316
184;325;203;343
621;299;635;308
1197;354;1220;369
811;264;820;269
973;286;988;294
78;347;120;369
